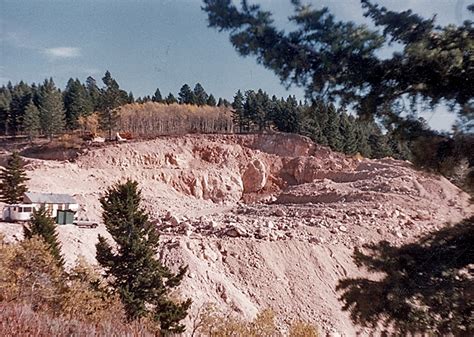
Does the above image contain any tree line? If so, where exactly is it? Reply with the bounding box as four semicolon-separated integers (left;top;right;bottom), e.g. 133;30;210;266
0;72;403;159
0;72;231;140
138;83;231;108
231;89;410;160
0;72;129;139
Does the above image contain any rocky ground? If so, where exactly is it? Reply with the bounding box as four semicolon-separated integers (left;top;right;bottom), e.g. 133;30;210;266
0;133;471;336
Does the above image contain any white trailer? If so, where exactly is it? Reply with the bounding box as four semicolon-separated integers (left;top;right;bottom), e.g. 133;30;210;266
2;204;35;222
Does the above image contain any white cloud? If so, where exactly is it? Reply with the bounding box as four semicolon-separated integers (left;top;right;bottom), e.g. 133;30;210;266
44;47;81;59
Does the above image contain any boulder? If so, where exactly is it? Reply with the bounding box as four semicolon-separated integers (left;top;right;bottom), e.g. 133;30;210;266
169;215;180;227
273;208;286;217
242;159;267;193
224;224;249;237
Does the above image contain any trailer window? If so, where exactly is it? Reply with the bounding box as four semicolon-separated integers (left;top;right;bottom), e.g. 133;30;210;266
23;207;32;212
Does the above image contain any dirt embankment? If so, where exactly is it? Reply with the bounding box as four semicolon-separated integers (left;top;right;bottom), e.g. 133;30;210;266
1;133;471;336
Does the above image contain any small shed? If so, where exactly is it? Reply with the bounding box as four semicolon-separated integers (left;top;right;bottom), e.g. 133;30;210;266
56;210;76;225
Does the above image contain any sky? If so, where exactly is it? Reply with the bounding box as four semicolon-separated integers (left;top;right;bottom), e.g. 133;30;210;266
1;0;471;131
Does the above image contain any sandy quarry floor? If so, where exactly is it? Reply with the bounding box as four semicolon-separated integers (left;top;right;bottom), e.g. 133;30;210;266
0;133;471;336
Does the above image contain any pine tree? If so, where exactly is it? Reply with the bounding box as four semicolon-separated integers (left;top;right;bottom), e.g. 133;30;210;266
23;206;64;267
193;83;208;106
355;121;372;157
300;104;324;143
272;96;301;133
0;86;12;135
340;112;357;154
0;152;29;204
38;78;65;139
325;104;344;152
203;1;472;121
207;94;217;106
152;88;163;103
98;71;127;140
63;78;93;130
178;84;195;104
386;131;411;160
127;91;135;104
302;101;330;146
85;76;101;110
96;180;191;334
369;132;392;159
9;81;32;136
165;93;178;104
23;100;41;141
244;89;271;131
232;90;245;132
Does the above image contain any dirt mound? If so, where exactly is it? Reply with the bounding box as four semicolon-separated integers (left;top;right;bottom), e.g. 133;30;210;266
1;133;471;336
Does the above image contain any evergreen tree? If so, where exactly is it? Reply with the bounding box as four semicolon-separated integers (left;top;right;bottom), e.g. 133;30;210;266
85;76;101;110
23;206;64;267
142;95;152;103
300;104;324;144
9;81;32;136
0;152;29;204
165;93;178;104
152;88;163;103
63;78;93;130
325;104;343;152
193;83;208;106
207;94;217;106
222;99;231;107
369;132;392;159
386;131;411;160
311;101;330;146
232;90;245;132
355;119;372;158
244;89;271;131
272;96;301;133
340;112;357;154
98;71;127;140
127;91;135;103
178;84;194;104
217;98;225;107
23;100;41;141
0;86;12;135
38;78;65;139
96;180;191;334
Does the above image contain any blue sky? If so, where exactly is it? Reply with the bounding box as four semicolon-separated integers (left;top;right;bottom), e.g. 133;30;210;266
1;0;471;130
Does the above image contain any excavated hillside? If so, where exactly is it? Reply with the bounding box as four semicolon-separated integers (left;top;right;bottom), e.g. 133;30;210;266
1;133;471;336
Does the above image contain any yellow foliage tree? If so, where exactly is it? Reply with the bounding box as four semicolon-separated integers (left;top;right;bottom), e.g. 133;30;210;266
0;236;64;314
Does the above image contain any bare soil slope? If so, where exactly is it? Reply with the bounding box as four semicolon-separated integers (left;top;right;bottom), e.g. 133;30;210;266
1;133;471;336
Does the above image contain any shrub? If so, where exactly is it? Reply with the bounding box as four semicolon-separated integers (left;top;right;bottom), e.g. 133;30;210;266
289;320;321;337
191;304;320;337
